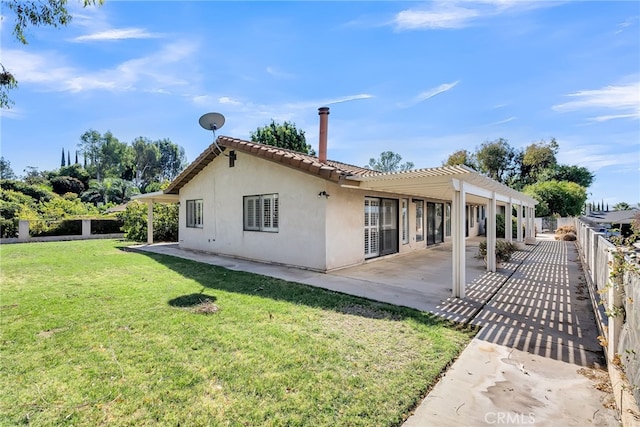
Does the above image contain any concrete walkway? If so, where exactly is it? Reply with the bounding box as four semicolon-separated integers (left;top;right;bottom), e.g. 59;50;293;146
403;237;620;426
132;237;620;426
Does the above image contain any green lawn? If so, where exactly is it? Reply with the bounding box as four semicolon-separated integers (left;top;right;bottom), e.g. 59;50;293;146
0;240;475;426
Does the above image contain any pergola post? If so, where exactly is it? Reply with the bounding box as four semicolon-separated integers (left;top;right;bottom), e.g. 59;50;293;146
486;192;497;272
452;181;466;298
506;199;513;243
516;204;523;243
146;200;154;244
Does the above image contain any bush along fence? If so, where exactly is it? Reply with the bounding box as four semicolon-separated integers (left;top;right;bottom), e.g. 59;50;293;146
575;218;640;425
0;219;124;244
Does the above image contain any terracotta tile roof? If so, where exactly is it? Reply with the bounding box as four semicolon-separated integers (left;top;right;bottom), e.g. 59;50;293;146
165;136;371;194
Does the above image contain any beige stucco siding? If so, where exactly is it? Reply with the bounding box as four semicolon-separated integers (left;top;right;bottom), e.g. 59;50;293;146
178;152;329;270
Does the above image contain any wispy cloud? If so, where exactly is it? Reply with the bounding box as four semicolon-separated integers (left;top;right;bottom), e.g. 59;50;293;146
559;144;639;171
399;81;459;108
615;16;638;34
266;66;296;79
552;82;640;121
73;28;161;42
391;0;554;31
325;94;374;105
218;96;243;106
3;40;199;93
191;93;373;116
485;116;517;126
394;5;479;30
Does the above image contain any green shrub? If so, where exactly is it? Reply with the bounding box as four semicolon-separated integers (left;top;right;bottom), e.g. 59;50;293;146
30;219;82;237
50;176;85;195
478;239;518;263
91;219;124;234
118;201;178;242
0;179;54;202
0;200;20;237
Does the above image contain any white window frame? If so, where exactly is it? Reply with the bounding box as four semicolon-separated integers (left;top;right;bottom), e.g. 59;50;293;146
186;199;203;228
244;194;279;232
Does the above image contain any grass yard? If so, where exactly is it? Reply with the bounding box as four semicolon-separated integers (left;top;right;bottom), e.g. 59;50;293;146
0;240;475;426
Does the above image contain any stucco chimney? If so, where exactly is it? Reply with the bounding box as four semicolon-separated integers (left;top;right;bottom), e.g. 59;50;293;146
318;107;329;163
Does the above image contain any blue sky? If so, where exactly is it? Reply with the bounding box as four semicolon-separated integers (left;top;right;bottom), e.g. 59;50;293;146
1;0;639;205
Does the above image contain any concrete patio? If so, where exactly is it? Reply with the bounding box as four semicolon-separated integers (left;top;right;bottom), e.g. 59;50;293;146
132;235;620;426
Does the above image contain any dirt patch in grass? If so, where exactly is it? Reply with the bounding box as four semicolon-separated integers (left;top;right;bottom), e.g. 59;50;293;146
337;304;403;320
37;327;67;339
168;293;220;314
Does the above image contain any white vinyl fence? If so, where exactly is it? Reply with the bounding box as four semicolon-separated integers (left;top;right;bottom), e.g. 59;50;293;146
576;218;639;422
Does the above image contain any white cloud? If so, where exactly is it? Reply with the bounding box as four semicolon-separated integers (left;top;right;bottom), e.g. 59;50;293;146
485;116;517;126
218;96;243;106
3;40;199;93
266;66;296;79
394;6;479;30
399;81;459;107
391;0;554;31
552;82;640;121
325;94;374;105
558;145;639;171
73;28;161;42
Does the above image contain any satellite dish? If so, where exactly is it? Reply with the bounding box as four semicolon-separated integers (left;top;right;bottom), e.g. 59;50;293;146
199;112;225;131
199;112;228;156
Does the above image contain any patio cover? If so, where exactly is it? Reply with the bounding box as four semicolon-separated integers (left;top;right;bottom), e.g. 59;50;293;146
345;165;538;298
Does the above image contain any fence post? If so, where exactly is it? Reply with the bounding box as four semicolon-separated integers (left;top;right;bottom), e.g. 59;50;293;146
82;219;91;237
18;220;30;242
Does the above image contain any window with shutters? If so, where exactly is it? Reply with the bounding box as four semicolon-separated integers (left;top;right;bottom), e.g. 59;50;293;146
186;199;203;228
243;194;279;232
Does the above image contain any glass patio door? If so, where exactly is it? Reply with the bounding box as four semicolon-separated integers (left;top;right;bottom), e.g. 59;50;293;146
364;198;380;258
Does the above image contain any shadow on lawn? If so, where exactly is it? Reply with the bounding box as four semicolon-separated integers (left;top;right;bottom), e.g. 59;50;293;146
118;245;477;332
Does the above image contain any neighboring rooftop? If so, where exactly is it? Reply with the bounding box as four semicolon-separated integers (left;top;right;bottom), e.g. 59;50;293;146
582;209;639;225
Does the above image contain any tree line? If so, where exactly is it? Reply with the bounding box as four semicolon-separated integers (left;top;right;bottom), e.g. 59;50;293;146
1;130;187;205
442;138;594;217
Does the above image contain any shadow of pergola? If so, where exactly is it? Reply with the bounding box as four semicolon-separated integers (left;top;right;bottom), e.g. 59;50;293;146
433;240;605;367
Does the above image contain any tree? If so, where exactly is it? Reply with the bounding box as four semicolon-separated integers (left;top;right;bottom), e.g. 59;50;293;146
50;176;85;195
79;130;102;176
0;157;16;179
250;120;315;155
1;0;103;108
157;139;187;181
61;147;66;167
613;202;631;211
523;180;587;217
367;151;414;172
22;166;48;186
520;139;558;186
58;164;91;189
132;137;161;189
475;138;518;183
539;164;594;188
443;149;476;169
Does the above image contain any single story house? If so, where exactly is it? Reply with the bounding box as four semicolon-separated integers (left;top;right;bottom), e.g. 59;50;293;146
134;107;537;298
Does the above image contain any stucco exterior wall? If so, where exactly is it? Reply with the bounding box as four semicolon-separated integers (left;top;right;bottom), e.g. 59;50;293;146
177;151;484;271
178;152;328;270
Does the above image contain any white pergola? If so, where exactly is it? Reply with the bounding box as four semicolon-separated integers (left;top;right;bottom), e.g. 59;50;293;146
348;165;538;298
130;191;179;244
